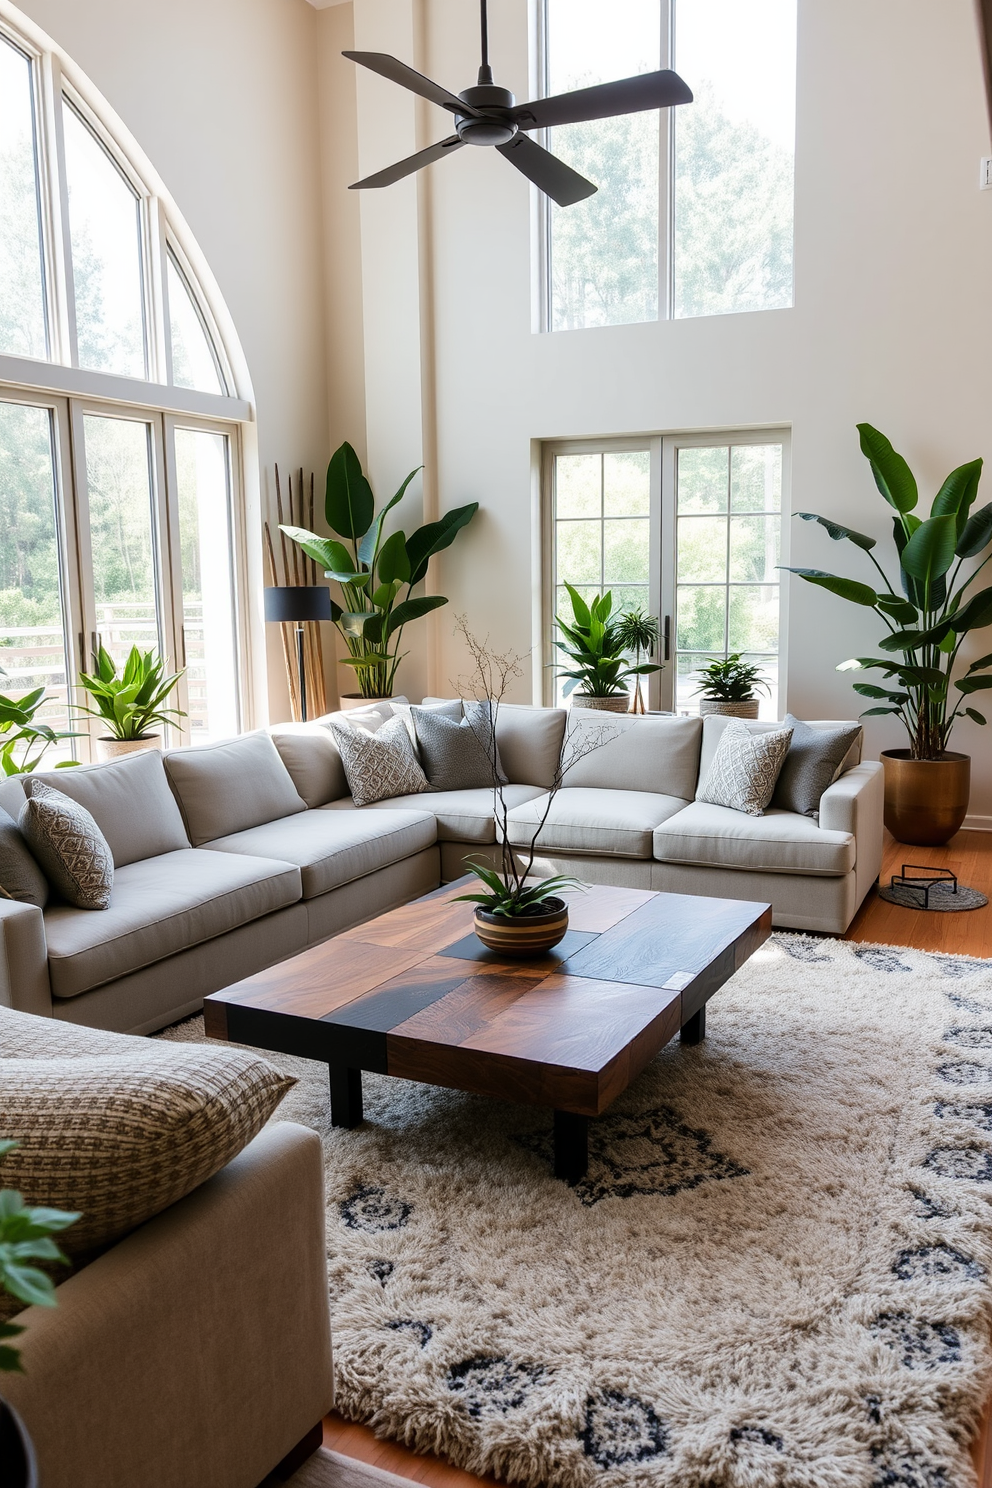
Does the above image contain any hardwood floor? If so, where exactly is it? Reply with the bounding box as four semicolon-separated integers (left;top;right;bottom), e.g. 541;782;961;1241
323;829;992;1488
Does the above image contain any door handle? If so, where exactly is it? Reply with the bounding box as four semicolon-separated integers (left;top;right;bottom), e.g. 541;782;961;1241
663;615;671;661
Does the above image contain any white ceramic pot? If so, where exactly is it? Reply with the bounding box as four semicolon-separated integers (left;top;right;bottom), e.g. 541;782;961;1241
570;694;631;714
95;734;162;762
337;695;393;713
698;699;760;719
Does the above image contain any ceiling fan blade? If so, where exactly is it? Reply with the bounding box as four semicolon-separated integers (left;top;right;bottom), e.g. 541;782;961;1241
350;136;465;190
496;134;597;207
512;69;692;131
342;52;482;117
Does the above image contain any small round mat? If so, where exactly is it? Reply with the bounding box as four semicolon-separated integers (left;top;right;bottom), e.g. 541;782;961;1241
878;880;988;912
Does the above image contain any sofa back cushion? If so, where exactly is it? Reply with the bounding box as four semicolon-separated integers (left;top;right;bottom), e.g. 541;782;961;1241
422;700;567;789
28;750;190;867
269;724;347;809
561;713;703;799
164;732;307;845
698;716;862;784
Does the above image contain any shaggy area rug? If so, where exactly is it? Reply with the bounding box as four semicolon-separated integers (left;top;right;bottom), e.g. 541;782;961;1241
160;935;992;1488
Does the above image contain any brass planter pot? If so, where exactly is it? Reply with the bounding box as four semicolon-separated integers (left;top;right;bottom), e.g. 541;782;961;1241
881;750;970;846
474;899;569;957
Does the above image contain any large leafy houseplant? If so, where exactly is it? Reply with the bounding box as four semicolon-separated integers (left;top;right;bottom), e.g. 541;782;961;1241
783;424;992;760
0;685;79;776
281;443;478;700
554;586;663;700
76;646;186;742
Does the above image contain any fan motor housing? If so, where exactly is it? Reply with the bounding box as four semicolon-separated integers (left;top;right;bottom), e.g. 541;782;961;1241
456;84;517;146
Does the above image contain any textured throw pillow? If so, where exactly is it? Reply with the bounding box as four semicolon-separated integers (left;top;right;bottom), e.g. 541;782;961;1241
329;714;431;807
0;807;48;908
411;701;508;790
771;715;863;819
696;719;793;816
19;783;114;909
0;1042;294;1273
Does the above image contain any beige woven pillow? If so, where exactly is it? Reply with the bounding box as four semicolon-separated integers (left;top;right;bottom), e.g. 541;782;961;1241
0;1043;295;1268
19;782;114;909
696;719;793;816
329;714;431;806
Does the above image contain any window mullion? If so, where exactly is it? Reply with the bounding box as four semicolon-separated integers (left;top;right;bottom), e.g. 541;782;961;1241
146;197;172;386
37;53;77;367
159;415;187;742
66;398;99;759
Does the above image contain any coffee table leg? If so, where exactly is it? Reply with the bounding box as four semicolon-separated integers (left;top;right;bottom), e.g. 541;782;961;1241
328;1065;363;1128
553;1110;588;1184
680;1006;706;1045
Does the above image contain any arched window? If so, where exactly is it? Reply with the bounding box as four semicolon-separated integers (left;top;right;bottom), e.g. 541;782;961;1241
0;7;253;750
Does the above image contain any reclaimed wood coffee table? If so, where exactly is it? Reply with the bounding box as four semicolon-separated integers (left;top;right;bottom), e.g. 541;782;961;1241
205;880;771;1182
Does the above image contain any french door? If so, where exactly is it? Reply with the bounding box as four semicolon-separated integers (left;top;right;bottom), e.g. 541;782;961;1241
0;388;243;759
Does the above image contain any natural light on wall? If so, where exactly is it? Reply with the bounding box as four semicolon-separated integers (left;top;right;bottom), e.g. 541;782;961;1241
546;0;796;330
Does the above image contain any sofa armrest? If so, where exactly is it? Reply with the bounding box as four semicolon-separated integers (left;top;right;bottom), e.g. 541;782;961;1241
0;898;51;1017
818;761;884;900
4;1121;334;1488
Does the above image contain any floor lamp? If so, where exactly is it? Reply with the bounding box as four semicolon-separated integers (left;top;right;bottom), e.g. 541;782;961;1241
264;586;332;722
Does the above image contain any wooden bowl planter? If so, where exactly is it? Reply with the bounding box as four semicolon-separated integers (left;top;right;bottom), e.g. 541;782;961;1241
474;899;569;957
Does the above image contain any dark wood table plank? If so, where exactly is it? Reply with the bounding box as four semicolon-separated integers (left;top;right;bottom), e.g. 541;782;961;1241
210;940;427;1020
560;885;656;932
561;892;769;989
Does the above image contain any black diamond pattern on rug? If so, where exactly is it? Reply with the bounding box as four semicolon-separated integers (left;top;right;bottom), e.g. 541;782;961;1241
579;1389;669;1468
339;1185;412;1232
517;1104;749;1206
893;1245;985;1282
869;1313;962;1370
445;1355;544;1418
870;1447;952;1488
923;1146;992;1182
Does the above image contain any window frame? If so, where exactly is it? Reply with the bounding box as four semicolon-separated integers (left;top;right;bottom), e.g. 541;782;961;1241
541;428;790;714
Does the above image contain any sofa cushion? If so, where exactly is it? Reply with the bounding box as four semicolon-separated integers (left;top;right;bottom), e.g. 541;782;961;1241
505;787;690;859
770;715;864;818
269;723;347;808
164;733;307;846
44;848;302;998
0;1006;293;1260
325;783;546;843
695;720;793;816
0;808;48;908
698;715;862;782
411;702;507;789
423;700;567;789
28;750;190;867
201;807;436;898
653;802;856;876
329;715;430;806
21;783;114;910
560;713;703;799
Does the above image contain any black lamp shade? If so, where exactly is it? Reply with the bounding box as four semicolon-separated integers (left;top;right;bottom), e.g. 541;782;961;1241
264;586;332;623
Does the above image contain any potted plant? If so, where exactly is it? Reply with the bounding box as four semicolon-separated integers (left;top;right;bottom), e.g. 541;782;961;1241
783;422;992;845
0;684;80;776
613;607;662;713
693;654;770;718
281;442;478;703
0;1138;79;1488
554;585;663;714
452;618;618;955
77;646;186;760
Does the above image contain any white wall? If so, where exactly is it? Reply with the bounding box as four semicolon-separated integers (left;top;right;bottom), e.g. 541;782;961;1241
340;0;992;823
15;0;331;723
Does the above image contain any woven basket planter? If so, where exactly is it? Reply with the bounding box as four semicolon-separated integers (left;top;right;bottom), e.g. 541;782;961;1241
698;700;760;719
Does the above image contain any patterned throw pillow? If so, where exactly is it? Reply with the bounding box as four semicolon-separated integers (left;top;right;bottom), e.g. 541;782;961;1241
696;719;793;816
0;1037;294;1284
329;714;431;807
0;807;48;908
19;782;114;909
771;715;863;818
411;701;508;790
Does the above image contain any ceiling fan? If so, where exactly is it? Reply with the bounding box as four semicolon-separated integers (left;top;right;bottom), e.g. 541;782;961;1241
344;0;692;208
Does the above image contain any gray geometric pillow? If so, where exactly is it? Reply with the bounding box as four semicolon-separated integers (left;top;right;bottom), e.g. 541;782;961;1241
411;701;508;790
328;715;431;807
771;715;863;818
19;783;114;909
0;807;48;908
696;720;793;816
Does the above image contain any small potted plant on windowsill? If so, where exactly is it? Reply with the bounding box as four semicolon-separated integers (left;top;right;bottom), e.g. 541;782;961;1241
0;1138;79;1488
693;654;770;719
77;645;186;760
554;585;663;714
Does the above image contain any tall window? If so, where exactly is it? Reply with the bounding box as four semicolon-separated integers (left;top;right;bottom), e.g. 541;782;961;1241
0;16;250;749
545;0;796;331
545;432;787;716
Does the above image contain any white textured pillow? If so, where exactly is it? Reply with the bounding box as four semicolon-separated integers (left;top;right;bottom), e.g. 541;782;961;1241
696;719;793;816
19;783;114;909
328;714;431;807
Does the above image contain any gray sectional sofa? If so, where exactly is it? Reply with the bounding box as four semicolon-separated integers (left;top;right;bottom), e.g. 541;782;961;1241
0;700;883;1035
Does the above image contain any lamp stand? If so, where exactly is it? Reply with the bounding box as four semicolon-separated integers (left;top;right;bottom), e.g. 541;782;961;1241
296;625;308;722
